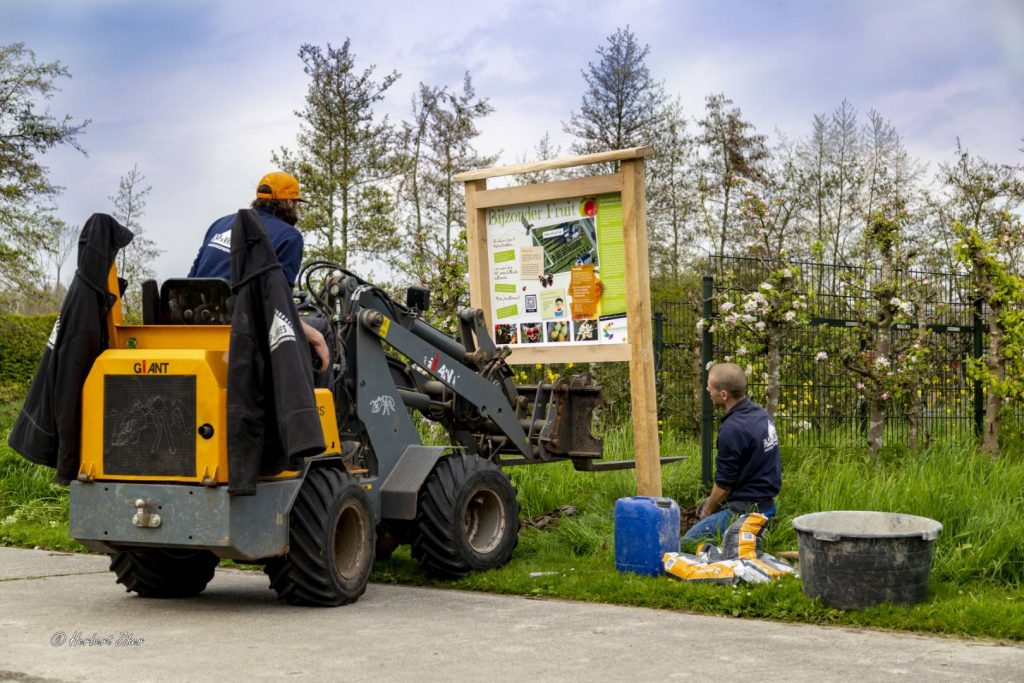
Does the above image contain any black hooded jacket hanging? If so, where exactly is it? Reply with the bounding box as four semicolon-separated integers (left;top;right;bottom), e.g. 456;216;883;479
8;213;134;483
227;209;325;495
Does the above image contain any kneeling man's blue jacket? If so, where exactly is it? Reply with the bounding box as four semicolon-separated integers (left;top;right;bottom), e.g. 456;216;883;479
715;397;781;503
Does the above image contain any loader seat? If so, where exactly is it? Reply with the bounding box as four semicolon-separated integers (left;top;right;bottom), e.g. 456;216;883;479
141;278;233;325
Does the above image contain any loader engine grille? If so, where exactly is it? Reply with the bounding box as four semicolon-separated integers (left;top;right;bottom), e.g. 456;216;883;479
103;375;196;476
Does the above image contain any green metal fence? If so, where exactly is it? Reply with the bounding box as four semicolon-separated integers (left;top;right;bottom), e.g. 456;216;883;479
652;256;1015;484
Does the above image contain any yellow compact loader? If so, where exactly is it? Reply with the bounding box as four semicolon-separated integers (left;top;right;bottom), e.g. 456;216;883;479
64;258;613;606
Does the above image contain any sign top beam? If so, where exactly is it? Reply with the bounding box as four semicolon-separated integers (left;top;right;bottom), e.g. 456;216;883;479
454;145;654;182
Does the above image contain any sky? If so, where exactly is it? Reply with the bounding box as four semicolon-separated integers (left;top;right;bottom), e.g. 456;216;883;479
4;0;1023;281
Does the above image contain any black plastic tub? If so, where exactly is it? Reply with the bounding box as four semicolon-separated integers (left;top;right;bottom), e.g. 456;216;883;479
791;511;943;610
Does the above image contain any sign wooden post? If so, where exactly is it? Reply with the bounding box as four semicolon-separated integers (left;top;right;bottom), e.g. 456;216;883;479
456;146;662;496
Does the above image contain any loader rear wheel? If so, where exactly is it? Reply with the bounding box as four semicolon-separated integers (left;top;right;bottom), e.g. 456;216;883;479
265;467;375;606
411;454;519;578
110;548;219;598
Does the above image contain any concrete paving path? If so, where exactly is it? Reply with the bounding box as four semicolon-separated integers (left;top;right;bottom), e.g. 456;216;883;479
0;547;1021;682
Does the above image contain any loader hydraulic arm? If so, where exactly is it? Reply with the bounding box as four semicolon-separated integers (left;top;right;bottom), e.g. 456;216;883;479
301;265;605;474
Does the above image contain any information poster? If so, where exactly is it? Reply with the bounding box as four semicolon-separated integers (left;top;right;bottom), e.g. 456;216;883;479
487;193;628;348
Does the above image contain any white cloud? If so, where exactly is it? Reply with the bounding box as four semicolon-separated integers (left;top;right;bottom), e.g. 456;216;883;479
874;67;1022;167
6;0;1021;283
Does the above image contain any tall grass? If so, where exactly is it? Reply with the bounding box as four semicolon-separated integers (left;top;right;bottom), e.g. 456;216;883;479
508;427;703;564
0;399;77;548
510;424;1024;587
779;440;1024;585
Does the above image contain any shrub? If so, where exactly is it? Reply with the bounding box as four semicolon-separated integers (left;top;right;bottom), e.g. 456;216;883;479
0;313;56;390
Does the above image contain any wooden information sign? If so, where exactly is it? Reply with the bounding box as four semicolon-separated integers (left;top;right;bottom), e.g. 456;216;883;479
456;146;662;496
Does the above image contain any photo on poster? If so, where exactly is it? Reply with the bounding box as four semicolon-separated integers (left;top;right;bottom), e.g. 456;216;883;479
539;288;567;319
573;319;599;342
520;322;543;344
524;293;538;313
494;324;518;345
531;217;598;275
547;320;570;343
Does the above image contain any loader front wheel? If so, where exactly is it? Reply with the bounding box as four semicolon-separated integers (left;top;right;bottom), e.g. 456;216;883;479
110;548;219;598
411;454;519;578
265;467;375;606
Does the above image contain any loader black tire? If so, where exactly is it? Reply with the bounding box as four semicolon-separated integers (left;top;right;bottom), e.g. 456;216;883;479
110;548;219;598
411;454;519;579
264;467;375;606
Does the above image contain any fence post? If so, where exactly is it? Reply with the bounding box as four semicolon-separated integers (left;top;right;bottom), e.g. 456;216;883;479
973;298;984;437
858;334;868;435
701;275;714;486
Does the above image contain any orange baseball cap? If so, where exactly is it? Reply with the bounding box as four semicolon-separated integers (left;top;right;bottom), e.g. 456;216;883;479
255;171;307;202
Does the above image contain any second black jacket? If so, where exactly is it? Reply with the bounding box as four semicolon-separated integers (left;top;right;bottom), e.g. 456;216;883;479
227;209;325;495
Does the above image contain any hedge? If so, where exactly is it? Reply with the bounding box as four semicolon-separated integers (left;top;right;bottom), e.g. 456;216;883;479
0;313;57;388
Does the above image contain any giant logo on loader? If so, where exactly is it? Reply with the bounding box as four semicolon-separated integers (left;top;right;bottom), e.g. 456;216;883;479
424;353;458;385
133;360;169;374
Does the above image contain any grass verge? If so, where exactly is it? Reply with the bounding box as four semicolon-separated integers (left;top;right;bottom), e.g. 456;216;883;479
2;397;1023;640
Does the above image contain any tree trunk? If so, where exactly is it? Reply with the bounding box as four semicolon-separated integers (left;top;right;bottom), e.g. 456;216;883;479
765;327;781;419
691;340;703;433
671;183;680;281
341;191;349;269
869;324;892;455
983;307;1003;456
907;316;927;451
718;180;730;260
325;184;337;263
868;400;884;454
907;392;921;451
906;361;923;451
868;252;895;455
444;149;453;257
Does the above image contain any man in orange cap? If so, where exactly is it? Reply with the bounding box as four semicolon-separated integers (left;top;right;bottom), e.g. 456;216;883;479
189;171;328;369
190;171;306;286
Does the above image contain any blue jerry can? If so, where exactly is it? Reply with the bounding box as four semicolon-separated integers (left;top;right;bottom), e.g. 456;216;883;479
615;496;680;576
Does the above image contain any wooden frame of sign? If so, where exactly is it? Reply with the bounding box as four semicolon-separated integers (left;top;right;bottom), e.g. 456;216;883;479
455;145;662;496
